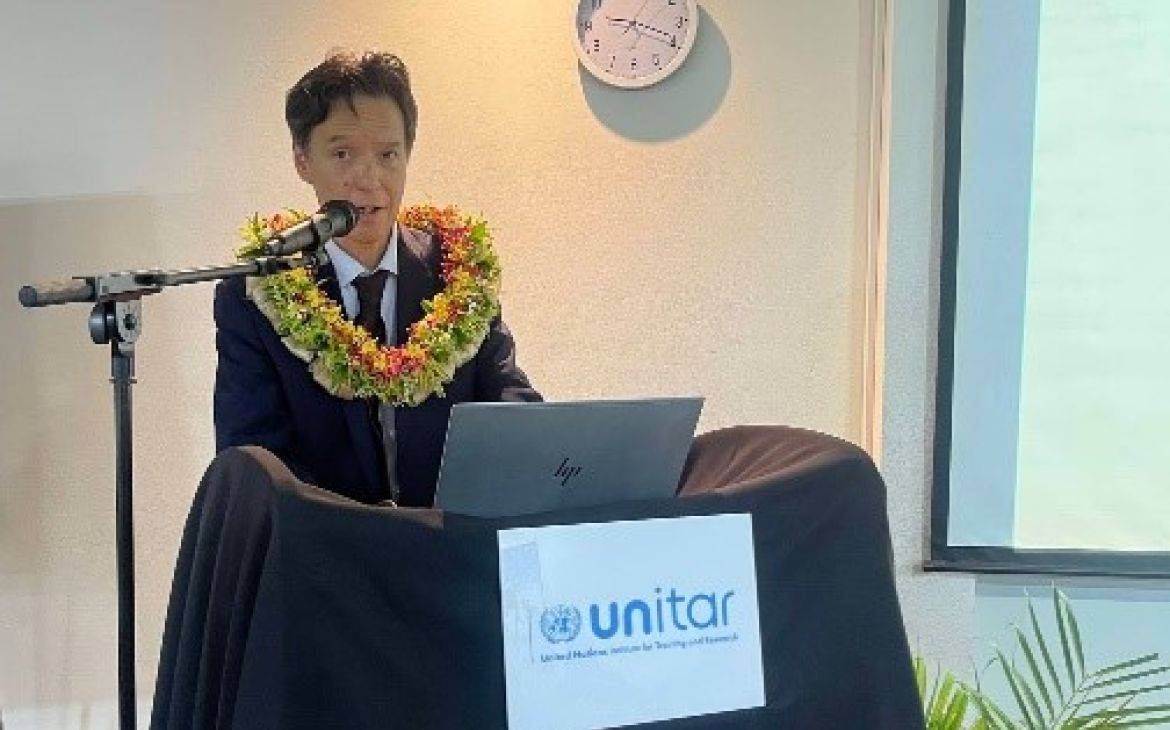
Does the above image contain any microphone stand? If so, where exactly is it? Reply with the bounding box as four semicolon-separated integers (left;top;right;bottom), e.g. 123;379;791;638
16;249;330;730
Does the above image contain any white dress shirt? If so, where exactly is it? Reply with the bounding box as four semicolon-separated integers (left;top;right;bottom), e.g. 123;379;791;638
323;224;401;499
323;222;399;329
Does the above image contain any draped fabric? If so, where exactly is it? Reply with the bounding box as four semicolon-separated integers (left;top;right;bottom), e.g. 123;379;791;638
150;426;924;730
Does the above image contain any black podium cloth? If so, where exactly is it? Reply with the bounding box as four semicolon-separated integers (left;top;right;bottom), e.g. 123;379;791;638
150;426;924;730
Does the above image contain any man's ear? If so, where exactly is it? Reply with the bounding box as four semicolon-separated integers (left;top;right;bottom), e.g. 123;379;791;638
293;145;310;183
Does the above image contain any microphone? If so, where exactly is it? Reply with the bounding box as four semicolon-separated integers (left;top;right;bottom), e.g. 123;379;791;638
264;200;360;256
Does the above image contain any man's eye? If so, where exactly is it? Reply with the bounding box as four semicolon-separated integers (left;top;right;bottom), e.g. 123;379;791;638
332;149;350;160
381;150;399;160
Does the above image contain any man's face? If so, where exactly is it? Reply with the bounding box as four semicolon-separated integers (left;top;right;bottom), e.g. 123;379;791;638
294;94;409;262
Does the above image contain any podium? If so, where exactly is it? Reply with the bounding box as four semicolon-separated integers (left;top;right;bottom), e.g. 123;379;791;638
149;426;924;730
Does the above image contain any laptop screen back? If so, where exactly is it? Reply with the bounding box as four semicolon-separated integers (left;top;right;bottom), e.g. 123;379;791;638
433;398;703;518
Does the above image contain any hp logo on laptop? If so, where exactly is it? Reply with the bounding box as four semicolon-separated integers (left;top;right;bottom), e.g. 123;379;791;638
554;457;583;486
540;604;582;643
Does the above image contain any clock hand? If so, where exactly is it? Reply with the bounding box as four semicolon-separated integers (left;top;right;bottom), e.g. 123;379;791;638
609;15;672;37
634;21;672;40
606;15;637;35
607;17;670;49
606;15;651;49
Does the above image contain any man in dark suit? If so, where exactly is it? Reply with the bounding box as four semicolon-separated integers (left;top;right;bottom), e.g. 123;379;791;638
213;51;541;506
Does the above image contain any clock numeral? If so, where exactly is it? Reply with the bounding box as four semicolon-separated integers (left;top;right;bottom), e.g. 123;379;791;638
676;16;684;28
631;58;637;69
670;35;678;48
593;38;600;53
652;53;661;66
610;54;616;68
582;20;592;31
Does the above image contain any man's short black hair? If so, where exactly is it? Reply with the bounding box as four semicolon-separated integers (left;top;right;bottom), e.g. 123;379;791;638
285;50;418;151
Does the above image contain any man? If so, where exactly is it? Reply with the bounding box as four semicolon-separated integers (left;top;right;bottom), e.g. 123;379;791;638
213;51;540;506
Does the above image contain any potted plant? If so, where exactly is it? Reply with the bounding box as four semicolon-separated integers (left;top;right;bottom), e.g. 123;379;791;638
916;587;1170;729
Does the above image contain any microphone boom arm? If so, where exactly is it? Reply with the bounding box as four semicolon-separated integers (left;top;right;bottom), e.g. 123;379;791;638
18;248;330;308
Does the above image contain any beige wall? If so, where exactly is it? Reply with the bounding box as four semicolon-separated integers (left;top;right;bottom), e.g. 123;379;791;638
0;0;905;723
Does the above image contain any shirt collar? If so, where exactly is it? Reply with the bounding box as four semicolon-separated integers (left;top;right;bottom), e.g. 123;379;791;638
324;221;399;288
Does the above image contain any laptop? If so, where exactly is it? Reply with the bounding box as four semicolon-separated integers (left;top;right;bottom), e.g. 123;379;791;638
433;397;704;518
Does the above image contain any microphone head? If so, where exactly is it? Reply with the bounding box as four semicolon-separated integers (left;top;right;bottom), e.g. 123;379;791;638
18;285;37;307
321;200;360;238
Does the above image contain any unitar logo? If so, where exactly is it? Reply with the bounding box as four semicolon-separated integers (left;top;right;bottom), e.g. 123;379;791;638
540;605;582;643
540;587;737;643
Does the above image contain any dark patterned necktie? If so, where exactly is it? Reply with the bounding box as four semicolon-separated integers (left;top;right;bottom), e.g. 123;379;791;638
352;269;400;502
353;269;391;344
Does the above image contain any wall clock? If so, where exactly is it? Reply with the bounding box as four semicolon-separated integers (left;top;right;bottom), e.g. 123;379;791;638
574;0;700;89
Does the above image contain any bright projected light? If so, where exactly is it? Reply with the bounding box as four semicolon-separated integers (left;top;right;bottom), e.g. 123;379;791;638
933;0;1170;573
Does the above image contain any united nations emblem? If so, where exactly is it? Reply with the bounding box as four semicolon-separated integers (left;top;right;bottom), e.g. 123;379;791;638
539;604;582;643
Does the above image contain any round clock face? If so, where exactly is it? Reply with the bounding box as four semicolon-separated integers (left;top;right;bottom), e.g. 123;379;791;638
574;0;699;89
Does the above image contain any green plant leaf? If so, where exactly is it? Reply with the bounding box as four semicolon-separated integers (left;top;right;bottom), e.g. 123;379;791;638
942;691;969;730
1104;703;1170;727
995;649;1042;730
934;675;962;728
1059;590;1087;680
1028;596;1066;703
1092;655;1162;679
1073;703;1170;728
1112;718;1170;728
968;688;1018;730
1055;588;1080;691
1015;624;1055;721
1086;682;1170;705
914;656;979;730
1085;666;1170;693
1107;703;1170;715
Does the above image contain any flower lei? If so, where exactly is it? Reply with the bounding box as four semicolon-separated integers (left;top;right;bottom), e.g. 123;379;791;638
236;204;501;406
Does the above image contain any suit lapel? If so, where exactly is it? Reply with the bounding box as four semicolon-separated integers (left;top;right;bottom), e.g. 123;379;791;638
315;261;384;492
394;225;439;346
315;261;343;305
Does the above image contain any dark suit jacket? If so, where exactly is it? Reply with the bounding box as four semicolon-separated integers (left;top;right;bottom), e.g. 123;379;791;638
213;224;541;505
